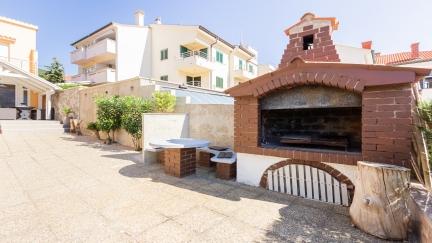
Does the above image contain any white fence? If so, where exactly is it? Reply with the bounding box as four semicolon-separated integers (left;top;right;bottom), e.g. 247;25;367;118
267;164;350;206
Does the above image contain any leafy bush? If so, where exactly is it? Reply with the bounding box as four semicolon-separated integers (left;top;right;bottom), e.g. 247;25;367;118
62;106;73;116
93;92;175;147
58;83;83;90
120;96;153;150
95;96;124;143
87;122;101;140
418;101;432;161
419;101;432;124
87;121;100;131
152;91;176;112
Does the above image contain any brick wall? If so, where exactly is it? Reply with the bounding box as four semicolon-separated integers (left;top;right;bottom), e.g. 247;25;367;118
234;83;414;168
163;148;196;177
362;84;414;167
279;25;340;68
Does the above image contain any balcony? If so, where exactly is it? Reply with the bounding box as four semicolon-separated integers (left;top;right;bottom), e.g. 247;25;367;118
87;68;116;83
71;73;87;83
0;56;31;72
70;68;116;84
177;51;216;74
70;38;116;65
233;66;256;81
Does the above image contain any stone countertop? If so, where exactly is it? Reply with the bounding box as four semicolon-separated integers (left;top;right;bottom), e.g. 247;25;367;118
149;138;209;149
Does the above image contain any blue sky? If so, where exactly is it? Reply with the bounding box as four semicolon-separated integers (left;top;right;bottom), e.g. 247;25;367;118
1;0;431;74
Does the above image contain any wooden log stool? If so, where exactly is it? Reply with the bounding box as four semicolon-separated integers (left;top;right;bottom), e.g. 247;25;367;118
349;161;411;240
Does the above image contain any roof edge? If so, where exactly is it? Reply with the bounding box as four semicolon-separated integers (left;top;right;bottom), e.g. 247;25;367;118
225;59;431;96
71;22;114;46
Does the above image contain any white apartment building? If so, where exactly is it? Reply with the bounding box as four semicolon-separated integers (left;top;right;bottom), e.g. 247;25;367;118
70;11;263;90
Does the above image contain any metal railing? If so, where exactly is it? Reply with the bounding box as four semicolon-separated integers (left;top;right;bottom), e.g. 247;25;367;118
234;63;257;75
0;56;32;71
180;50;208;60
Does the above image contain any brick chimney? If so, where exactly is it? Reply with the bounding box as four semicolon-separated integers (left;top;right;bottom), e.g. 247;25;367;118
361;41;372;49
411;42;419;59
279;13;340;68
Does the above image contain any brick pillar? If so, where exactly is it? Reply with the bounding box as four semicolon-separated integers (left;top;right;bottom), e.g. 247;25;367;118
362;84;414;167
163;148;196;177
198;151;215;167
234;96;259;153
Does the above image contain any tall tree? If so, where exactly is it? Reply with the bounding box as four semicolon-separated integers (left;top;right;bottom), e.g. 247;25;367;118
42;58;65;83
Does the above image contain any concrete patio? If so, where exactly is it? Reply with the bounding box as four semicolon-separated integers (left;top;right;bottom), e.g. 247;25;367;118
0;128;386;242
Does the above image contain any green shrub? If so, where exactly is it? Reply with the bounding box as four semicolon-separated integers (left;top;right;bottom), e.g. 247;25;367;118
86;121;99;131
419;101;432;124
94;96;124;143
152;91;176;112
418;100;432;164
58;83;82;90
87;122;101;140
62;106;73;116
120;96;153;150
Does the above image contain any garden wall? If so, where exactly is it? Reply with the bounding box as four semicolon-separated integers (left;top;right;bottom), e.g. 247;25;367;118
53;77;234;149
175;103;234;148
52;87;82;121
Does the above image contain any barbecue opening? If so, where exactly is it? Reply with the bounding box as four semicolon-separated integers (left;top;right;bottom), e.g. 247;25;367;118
259;85;362;152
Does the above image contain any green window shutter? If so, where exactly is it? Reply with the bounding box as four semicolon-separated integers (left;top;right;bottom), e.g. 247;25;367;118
216;51;223;63
248;64;254;73
161;49;168;60
180;46;189;54
160;75;168;81
216;77;224;88
239;60;243;69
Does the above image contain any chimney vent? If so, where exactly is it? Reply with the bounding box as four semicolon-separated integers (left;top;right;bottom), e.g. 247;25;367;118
154;17;162;24
134;10;145;26
411;42;419;59
361;41;372;49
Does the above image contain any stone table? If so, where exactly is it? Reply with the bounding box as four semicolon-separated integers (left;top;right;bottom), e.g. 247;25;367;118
149;138;209;177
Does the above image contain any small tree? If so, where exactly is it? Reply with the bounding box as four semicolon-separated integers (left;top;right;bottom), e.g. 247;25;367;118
43;58;65;83
152;91;176;112
87;122;101;140
121;96;153;150
95;96;124;143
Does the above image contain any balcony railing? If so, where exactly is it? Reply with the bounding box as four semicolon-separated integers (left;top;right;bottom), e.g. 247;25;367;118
0;56;32;72
87;67;116;83
180;50;208;60
70;38;116;64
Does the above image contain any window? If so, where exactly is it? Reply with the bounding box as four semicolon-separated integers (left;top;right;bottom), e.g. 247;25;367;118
23;88;28;106
216;76;224;88
238;59;243;70
0;84;15;108
303;35;314;50
160;75;168;81
160;49;168;60
0;44;8;60
180;45;189;58
248;64;254;73
186;76;201;87
216;50;223;63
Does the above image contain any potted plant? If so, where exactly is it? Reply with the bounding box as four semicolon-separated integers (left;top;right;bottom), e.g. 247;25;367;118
87;122;101;140
62;106;74;132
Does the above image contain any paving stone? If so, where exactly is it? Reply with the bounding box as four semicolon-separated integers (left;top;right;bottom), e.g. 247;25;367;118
0;131;386;242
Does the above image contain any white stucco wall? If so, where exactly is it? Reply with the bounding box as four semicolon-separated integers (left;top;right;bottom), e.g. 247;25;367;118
0;16;37;72
335;44;374;64
116;24;151;81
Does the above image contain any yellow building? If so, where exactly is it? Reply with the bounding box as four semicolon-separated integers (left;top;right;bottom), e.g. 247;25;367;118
0;16;58;120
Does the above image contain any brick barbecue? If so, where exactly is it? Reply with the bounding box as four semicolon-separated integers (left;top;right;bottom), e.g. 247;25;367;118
226;13;430;169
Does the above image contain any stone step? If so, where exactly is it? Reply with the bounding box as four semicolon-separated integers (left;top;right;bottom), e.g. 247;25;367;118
0;120;65;133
